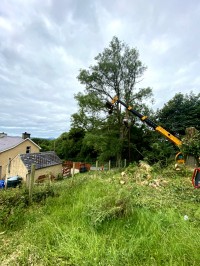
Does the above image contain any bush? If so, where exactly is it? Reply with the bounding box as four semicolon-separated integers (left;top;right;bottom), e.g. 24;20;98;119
0;186;57;230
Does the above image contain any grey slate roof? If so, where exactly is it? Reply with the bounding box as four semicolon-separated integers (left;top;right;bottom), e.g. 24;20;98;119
20;151;62;171
0;136;24;152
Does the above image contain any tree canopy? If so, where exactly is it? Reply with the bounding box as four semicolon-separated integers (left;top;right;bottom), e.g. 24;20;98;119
156;92;200;135
71;36;153;162
77;36;152;103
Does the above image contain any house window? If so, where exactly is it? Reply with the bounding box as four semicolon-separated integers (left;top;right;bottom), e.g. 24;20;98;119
26;146;31;154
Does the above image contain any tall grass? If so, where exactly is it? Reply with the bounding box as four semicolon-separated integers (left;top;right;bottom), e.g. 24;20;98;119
1;168;200;265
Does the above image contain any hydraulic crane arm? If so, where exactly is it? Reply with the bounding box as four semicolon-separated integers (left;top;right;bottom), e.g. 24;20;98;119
155;126;182;147
108;96;182;148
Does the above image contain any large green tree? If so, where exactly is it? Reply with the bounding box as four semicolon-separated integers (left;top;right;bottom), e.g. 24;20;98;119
54;128;90;161
72;36;153;161
156;92;200;135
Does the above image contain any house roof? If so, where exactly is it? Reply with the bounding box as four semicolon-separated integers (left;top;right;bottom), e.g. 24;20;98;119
20;151;62;171
0;136;40;153
0;136;24;152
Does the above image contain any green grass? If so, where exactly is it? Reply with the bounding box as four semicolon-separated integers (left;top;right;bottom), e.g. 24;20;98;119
1;166;200;265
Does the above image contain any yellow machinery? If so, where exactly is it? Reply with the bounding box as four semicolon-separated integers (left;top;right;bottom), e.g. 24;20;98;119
106;96;184;164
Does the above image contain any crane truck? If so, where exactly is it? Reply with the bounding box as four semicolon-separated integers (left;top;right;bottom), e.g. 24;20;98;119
106;96;184;164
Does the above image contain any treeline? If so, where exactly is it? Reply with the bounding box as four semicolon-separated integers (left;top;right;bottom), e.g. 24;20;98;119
32;91;200;165
32;37;200;165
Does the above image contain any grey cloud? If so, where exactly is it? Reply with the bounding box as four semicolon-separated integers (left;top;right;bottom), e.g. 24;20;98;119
49;0;98;28
0;0;199;137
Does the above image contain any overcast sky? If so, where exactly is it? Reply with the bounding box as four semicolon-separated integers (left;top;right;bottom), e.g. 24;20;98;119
0;0;199;138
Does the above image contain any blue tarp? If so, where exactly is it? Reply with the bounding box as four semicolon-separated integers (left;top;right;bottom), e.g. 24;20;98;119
0;180;5;188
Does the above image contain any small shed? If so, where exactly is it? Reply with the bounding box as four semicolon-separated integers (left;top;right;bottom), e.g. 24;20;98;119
7;151;62;183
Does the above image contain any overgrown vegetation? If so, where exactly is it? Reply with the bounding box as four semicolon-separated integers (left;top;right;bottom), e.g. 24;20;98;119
0;185;56;231
1;164;200;265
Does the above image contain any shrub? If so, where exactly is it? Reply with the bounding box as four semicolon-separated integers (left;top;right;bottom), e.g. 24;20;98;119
0;185;57;230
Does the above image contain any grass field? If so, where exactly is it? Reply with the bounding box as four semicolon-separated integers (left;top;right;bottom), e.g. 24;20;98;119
1;164;200;265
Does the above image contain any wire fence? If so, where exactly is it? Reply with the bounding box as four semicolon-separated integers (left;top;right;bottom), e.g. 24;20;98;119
62;159;128;172
85;159;128;171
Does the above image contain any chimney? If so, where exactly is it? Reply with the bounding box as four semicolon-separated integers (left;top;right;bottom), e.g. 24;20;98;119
0;132;7;138
22;132;31;139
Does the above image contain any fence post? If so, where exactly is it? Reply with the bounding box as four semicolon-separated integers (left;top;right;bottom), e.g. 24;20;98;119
4;176;8;189
29;164;35;204
124;159;127;168
95;161;98;177
48;172;52;185
72;162;75;177
108;160;111;171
